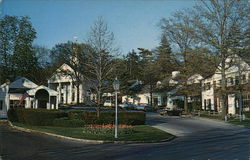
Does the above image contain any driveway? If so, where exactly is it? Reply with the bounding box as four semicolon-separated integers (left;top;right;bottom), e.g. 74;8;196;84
146;112;240;136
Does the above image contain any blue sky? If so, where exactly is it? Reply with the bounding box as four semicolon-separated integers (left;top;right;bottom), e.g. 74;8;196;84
2;0;196;54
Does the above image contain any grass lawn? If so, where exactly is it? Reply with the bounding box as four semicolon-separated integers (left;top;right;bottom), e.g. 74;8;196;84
13;122;173;142
228;120;250;127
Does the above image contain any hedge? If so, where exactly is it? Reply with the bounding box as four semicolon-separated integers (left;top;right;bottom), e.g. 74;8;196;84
68;110;145;125
8;108;68;126
53;117;84;127
244;111;250;118
7;108;145;126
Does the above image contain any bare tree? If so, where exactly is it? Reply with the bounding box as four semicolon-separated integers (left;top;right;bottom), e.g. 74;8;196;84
186;0;250;118
50;42;90;104
86;17;118;117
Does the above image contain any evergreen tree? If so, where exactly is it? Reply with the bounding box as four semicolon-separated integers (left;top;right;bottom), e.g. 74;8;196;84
155;34;175;80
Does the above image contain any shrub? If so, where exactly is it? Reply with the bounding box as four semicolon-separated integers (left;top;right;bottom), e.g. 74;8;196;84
8;108;68;126
53;117;84;127
68;110;145;125
68;110;100;124
7;108;18;122
167;110;182;116
119;111;145;125
23;109;68;126
244;111;250;118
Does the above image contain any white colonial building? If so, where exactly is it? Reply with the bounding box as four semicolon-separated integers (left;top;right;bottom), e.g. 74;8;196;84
201;55;250;114
121;71;203;109
0;77;59;118
48;63;90;105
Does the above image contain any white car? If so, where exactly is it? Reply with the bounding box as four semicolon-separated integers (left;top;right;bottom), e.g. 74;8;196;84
119;102;133;108
103;100;113;107
134;105;145;110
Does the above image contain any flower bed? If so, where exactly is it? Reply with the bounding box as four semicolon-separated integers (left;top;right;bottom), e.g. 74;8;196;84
83;124;134;135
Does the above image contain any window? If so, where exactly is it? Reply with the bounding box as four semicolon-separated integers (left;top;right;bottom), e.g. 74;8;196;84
242;93;250;110
230;77;234;85
204;99;207;110
207;99;211;110
213;81;216;88
202;83;206;91
235;76;239;85
9;100;23;108
206;82;211;90
0;100;3;110
219;80;222;87
227;77;234;86
242;74;246;83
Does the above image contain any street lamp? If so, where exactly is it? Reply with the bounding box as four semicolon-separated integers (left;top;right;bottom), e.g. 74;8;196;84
113;77;120;138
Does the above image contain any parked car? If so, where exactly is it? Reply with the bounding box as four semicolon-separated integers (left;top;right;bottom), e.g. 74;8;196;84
134;105;146;110
103;100;113;107
119;102;133;108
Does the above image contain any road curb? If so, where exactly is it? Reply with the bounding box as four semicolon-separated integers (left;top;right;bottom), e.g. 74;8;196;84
8;121;105;144
7;121;175;144
191;116;247;128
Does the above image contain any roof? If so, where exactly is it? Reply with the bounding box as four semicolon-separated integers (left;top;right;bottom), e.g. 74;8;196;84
9;77;38;89
48;63;75;83
27;85;58;96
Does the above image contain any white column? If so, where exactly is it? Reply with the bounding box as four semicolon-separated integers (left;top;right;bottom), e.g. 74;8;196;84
69;82;73;103
58;82;62;103
79;84;83;103
63;87;66;104
26;98;30;108
74;85;77;103
35;99;38;109
48;96;51;109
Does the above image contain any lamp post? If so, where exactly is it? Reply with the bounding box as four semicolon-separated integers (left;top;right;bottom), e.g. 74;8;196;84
113;77;120;138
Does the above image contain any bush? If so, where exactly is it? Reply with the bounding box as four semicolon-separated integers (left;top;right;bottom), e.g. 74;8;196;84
119;111;145;125
68;110;145;125
8;108;145;126
8;108;68;126
53;117;84;127
7;108;18;122
243;111;250;118
167;110;182;116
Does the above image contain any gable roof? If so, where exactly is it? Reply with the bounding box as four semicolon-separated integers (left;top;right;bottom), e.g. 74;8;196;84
9;77;38;89
48;63;75;83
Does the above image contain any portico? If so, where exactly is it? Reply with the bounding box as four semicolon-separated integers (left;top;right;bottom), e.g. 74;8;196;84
27;86;58;109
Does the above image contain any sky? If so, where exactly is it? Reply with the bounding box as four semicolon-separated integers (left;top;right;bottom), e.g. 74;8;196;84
1;0;196;54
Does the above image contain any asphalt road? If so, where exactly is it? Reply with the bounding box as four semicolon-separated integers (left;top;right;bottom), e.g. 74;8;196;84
0;113;249;160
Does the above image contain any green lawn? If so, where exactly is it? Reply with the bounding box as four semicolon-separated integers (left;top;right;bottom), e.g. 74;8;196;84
228;120;250;127
13;122;173;142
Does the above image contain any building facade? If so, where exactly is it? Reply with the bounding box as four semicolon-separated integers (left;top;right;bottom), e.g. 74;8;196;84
48;63;89;105
0;77;58;118
201;55;250;114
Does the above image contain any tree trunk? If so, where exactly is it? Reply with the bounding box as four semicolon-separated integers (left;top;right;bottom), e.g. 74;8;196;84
76;84;80;104
220;60;228;119
184;95;188;114
150;87;153;107
96;88;101;118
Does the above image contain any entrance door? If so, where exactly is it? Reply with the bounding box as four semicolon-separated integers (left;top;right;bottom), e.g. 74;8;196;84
35;89;49;109
38;100;47;108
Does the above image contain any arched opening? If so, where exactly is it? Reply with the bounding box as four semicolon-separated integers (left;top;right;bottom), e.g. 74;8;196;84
35;89;49;109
